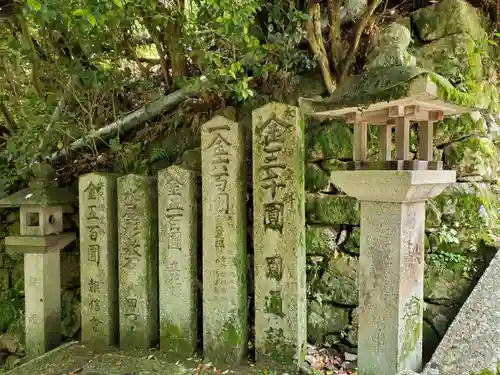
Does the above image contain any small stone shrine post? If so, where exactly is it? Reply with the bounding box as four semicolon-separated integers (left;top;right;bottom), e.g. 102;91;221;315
201;115;248;365
0;164;77;358
79;173;119;347
300;68;472;375
158;165;198;355
252;102;306;369
117;174;158;350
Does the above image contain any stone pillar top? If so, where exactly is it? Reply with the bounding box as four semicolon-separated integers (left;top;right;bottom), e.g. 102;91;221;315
330;169;456;202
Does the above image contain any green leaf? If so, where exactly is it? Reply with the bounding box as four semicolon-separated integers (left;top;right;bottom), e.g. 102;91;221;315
72;8;88;16
112;0;124;7
86;14;97;26
27;0;41;11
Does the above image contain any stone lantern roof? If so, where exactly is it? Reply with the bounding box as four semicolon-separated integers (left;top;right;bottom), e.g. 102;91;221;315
299;66;477;171
0;164;77;208
299;66;479;120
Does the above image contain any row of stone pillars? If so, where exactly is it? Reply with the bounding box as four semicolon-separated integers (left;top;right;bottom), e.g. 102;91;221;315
0;99;459;375
77;102;306;368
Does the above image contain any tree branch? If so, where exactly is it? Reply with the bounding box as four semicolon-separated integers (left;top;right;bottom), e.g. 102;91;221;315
306;1;336;94
339;0;381;83
0;101;16;133
327;0;343;77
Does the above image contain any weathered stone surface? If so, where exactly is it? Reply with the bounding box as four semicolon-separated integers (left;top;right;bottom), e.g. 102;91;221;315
343;227;360;255
431;182;499;248
413;34;483;83
24;252;61;358
444;137;498;181
424;249;500;375
306;122;353;162
306;226;339;255
79;173;119;348
158;166;198;356
424;258;481;304
345;307;359;346
306;194;360;225
253;102;306;368
412;0;487;42
305;164;330;192
321;158;349;173
201;116;247;365
307;300;349;344
179;147;201;173
316;252;358;305
61;289;81;338
366;23;416;70
424;303;459;338
60;251;80;290
117;174;158;350
357;200;426;374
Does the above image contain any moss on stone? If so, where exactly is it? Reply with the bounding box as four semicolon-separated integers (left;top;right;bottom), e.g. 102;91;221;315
306;226;339;255
305;164;330;192
159;323;194;356
444;136;498;181
343;227;360;255
424;255;483;304
315;252;358;305
306;194;360;226
306;122;353;162
431;182;498;249
411;0;487;42
307;300;350;344
413;33;484;84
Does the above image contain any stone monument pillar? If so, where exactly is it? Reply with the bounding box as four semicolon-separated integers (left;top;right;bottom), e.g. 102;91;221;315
201;115;248;365
117;174;159;350
79;173;119;347
252;102;306;369
158;165;198;355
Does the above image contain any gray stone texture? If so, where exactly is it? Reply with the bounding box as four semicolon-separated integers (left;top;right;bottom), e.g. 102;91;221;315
157;166;198;355
79;173;119;348
201;116;247;365
24;252;61;358
423;249;500;375
330;170;456;375
117;174;158;350
252;102;306;368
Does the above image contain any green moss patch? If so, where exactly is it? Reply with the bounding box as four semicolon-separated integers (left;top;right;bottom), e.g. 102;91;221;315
306;194;360;225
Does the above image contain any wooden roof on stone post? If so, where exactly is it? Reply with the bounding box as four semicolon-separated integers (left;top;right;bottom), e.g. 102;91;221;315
299;66;479;171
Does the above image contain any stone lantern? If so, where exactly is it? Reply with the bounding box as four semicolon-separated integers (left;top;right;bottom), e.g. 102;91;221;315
0;164;77;358
300;66;475;375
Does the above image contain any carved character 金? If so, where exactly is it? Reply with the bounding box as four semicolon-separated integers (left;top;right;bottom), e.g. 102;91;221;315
265;290;285;317
260;118;289;151
84;181;102;201
266;256;283;281
166;178;183;197
89;278;100;293
88;244;100;263
206;132;231;156
264;202;284;233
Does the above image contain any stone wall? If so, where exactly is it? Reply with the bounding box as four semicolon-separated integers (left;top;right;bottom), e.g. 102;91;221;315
0;0;497;369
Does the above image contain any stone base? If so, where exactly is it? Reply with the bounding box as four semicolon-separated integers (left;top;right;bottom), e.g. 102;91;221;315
347;160;443;171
